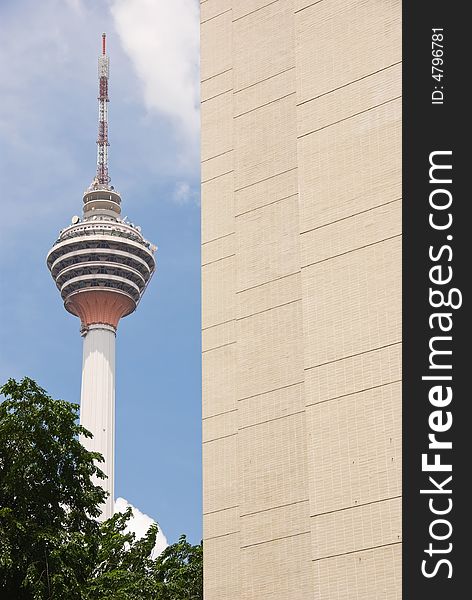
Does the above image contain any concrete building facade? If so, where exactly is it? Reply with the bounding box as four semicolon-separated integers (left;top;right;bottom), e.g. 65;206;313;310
201;1;401;598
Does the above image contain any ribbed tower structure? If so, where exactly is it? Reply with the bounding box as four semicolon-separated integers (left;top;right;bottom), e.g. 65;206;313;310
46;34;156;520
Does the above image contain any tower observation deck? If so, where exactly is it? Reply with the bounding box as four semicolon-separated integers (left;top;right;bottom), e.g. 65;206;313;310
46;34;156;520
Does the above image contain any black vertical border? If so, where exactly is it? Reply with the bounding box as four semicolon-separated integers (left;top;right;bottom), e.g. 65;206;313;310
403;2;467;597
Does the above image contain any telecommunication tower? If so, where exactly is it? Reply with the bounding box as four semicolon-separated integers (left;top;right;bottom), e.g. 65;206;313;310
47;34;156;519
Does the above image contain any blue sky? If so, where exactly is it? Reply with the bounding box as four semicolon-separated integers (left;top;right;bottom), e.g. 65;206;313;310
0;0;201;544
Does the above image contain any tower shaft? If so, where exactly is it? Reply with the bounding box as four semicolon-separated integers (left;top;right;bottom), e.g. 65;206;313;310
79;324;116;521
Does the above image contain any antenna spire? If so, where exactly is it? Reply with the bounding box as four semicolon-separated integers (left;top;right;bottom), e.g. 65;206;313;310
96;33;110;186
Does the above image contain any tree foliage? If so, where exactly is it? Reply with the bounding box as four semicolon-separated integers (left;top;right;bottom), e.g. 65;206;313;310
0;378;202;600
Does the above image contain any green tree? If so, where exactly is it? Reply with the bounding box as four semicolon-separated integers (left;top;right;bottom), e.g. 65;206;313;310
1;377;105;598
153;535;203;600
0;378;202;599
82;510;202;600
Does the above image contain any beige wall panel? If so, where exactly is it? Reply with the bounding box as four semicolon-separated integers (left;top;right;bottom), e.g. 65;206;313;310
201;171;234;243
204;506;239;540
201;91;233;161
294;0;323;11
239;412;308;514
306;382;401;515
293;0;325;13
241;499;309;545
233;0;294;91
297;63;401;137
202;320;235;352
235;95;297;190
310;497;401;559
235;169;297;215
202;232;235;265
202;255;235;328
298;100;401;233
237;300;304;399
240;533;312;600
295;0;401;103
203;434;239;513
203;409;238;443
202;151;233;183
201;0;232;23
305;342;401;406
238;272;301;319
233;0;280;20
235;68;296;117
201;68;233;102
236;195;301;290
201;10;232;81
313;544;401;600
301;235;401;369
204;532;240;600
202;344;236;418
301;199;401;267
238;382;304;429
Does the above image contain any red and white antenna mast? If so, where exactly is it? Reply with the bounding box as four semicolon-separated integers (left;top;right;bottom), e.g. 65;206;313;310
96;33;110;186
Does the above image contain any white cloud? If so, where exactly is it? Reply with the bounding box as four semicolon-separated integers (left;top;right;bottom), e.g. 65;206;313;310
0;0;91;237
115;497;168;558
173;180;200;205
65;0;85;15
110;0;200;145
